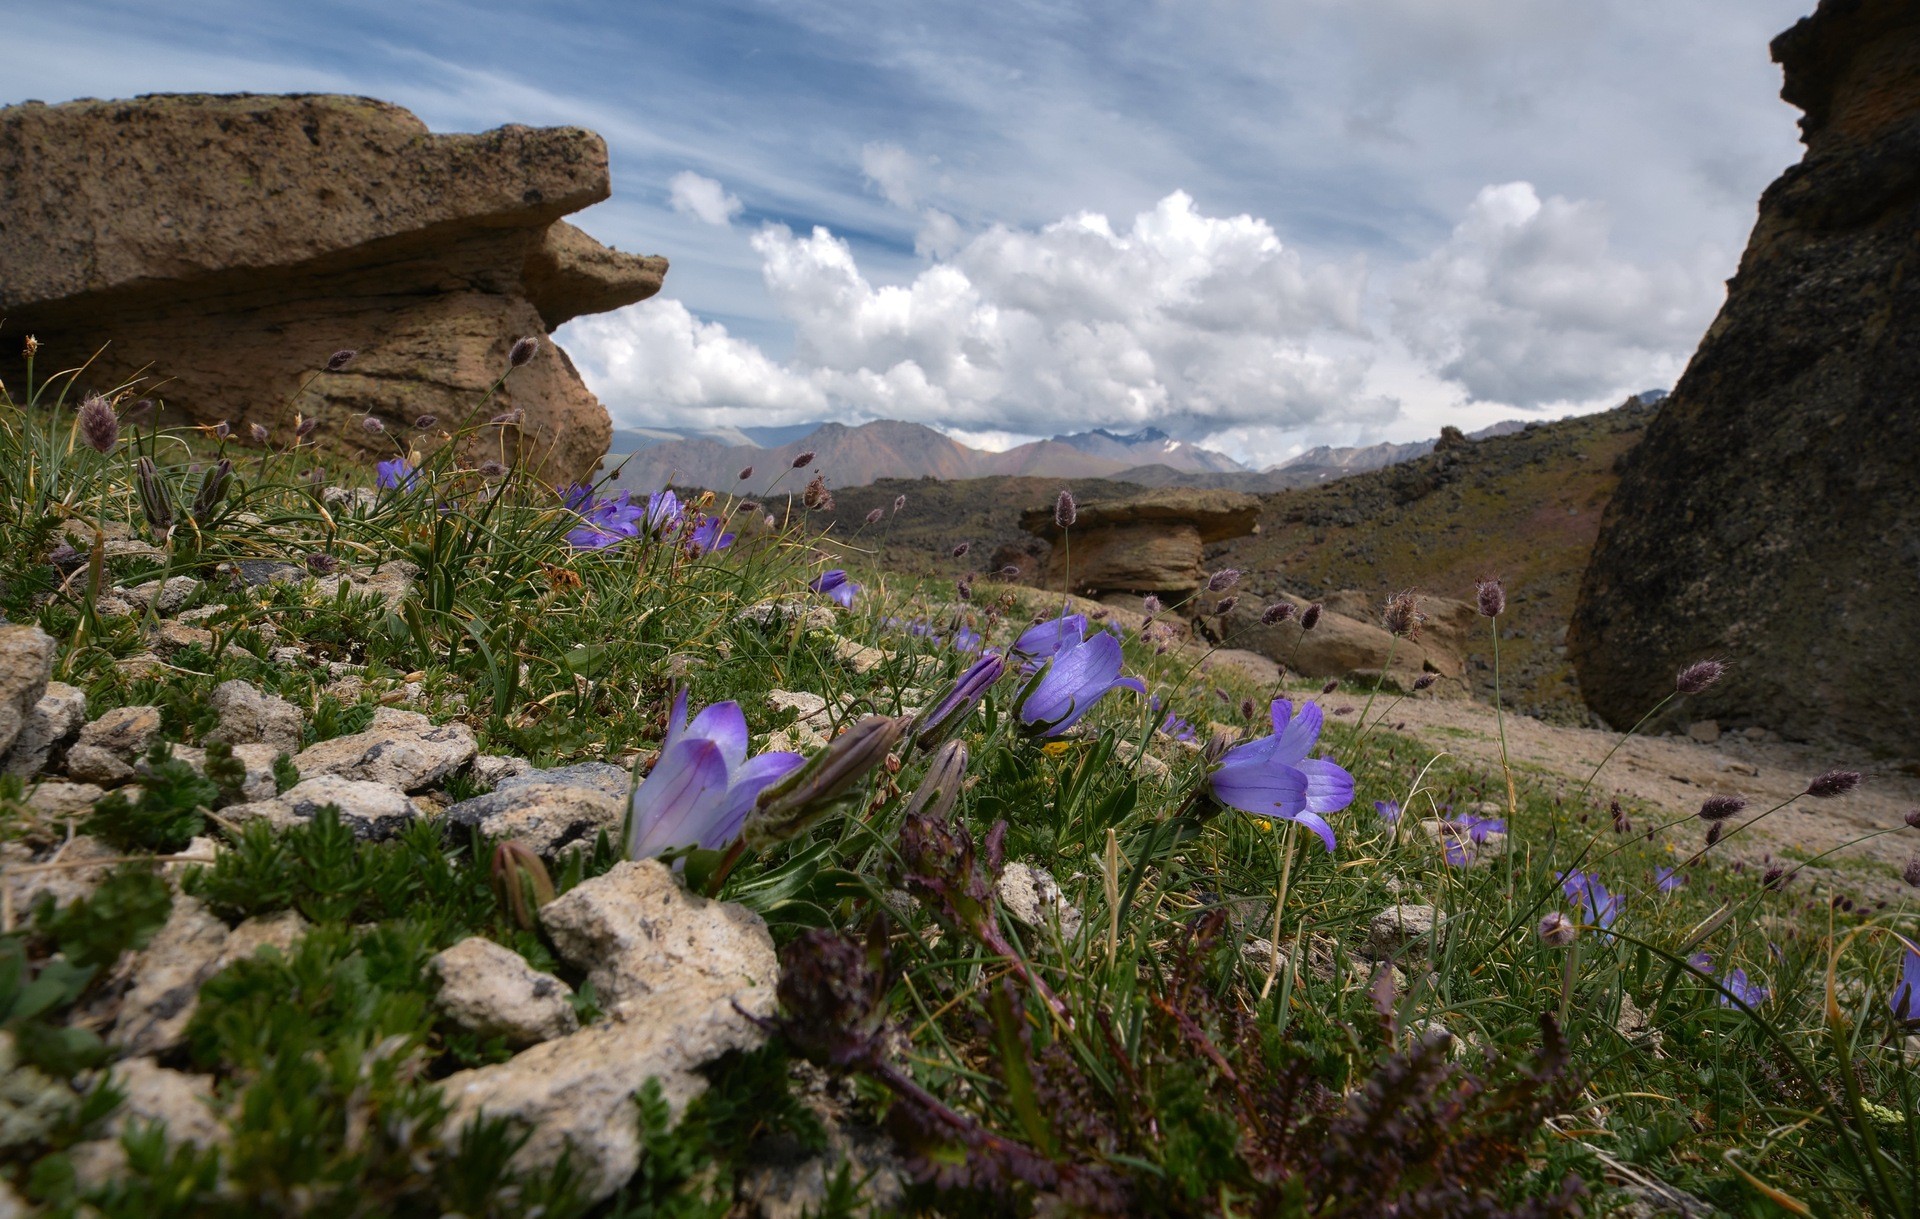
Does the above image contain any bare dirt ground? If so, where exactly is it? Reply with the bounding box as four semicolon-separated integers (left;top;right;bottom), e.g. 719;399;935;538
1325;683;1920;905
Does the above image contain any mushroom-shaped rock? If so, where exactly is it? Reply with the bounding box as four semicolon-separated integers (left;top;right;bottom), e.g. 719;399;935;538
1019;489;1261;595
0;93;669;482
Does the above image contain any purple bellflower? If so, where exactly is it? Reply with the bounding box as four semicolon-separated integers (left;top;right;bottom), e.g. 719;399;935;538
1374;800;1401;823
1012;611;1087;661
1891;946;1920;1022
1015;630;1145;737
645;489;683;535
1159;712;1197;743
376;456;417;491
950;626;983;653
809;569;860;607
1207;699;1355;853
1716;967;1769;1009
1453;813;1505;842
913;652;1006;750
627;690;806;860
1655;866;1684;894
687;514;735;555
1560;870;1622;933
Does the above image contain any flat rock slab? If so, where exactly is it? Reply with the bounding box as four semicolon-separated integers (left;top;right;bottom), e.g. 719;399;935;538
292;707;475;791
1;680;85;777
431;936;578;1048
230;774;422;840
0;625;58;759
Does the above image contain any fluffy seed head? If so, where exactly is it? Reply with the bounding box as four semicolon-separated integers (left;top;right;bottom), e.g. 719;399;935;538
1705;821;1724;847
1610;799;1631;834
952;542;970;559
360;416;384;434
1261;602;1295;625
1412;673;1437;691
864;507;884;525
737;466;754;481
1475;577;1506;618
802;473;833;511
295;416;319;439
1301;602;1322;631
214;420;231;440
478;460;508;478
1000;565;1020;578
249;422;270;445
1383;590;1424;637
1537;912;1577;947
325;348;356;371
1806;769;1862;799
1320;679;1338;694
125;398;154;422
507;335;539;367
413;414;438;430
792;450;815;469
1207;568;1240;593
1906;809;1920;829
1215;595;1237;616
304;552;341;575
893;495;907;514
77;394;119;454
1761;865;1788;891
1698;794;1747;822
1054;488;1076;528
1675;659;1726;695
491;408;525;427
1141;594;1162;617
1903;858;1920;888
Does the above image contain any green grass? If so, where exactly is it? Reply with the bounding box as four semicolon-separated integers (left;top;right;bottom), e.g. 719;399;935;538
0;343;1915;1217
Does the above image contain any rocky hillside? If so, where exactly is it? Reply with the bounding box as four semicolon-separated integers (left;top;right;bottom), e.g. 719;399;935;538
1570;0;1920;759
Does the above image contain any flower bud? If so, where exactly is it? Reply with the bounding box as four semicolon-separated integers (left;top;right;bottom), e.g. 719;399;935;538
893;495;907;514
951;541;970;559
1475;577;1506;618
491;408;526;427
1675;659;1725;695
903;739;969;821
478;460;508;478
746;715;907;848
738;465;755;481
135;460;174;541
191;459;234;523
214;420;231;440
1054;488;1076;528
413;414;438;431
490;840;556;930
304;552;341;575
1207;568;1240;593
1301;602;1322;631
1141;594;1162;617
1261;602;1295;625
249;422;270;445
1906;809;1920;829
507;335;539;367
1412;673;1437;691
1902;858;1920;888
325;348;357;371
792;450;816;469
1320;679;1338;694
913;654;1005;751
77;394;119;454
864;507;884;525
296;415;320;439
1000;565;1020;578
361;416;385;434
802;473;834;511
1383;590;1424;638
1805;769;1861;799
1537;911;1577;947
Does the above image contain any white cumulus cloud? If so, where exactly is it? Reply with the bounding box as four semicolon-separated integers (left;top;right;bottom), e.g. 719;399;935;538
667;170;744;227
1390;181;1724;406
859;142;928;209
564;299;826;426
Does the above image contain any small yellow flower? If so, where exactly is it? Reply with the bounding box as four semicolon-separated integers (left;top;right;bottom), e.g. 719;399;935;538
1253;818;1272;833
1041;741;1073;757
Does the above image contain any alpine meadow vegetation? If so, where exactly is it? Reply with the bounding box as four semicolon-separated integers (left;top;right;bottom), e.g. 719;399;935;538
1;334;1917;1218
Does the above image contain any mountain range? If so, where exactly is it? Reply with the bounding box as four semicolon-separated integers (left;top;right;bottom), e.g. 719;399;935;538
596;416;1552;495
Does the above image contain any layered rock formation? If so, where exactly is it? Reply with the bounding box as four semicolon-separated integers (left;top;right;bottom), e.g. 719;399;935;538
1018;488;1261;595
0;93;666;481
1569;0;1920;755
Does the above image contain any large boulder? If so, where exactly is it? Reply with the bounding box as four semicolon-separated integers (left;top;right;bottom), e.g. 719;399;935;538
1019;489;1261;595
1569;1;1920;756
0;94;668;482
1210;592;1468;694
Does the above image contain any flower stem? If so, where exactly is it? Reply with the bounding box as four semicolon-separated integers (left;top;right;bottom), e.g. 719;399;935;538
1491;619;1516;818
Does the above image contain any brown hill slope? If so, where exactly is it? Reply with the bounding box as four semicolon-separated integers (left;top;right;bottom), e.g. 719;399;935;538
806;399;1654;722
1205;400;1656;722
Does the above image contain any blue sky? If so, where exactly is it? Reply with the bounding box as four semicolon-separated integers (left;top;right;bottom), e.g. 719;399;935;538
3;0;1814;466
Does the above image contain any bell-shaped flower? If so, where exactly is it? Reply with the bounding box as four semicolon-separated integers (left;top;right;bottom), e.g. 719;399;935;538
1014;631;1145;737
1012;612;1086;660
1890;945;1920;1023
1207;699;1353;852
687;514;735;555
809;569;860;607
627;690;806;860
1559;870;1621;932
376;456;417;491
913;652;1005;750
645;489;683;535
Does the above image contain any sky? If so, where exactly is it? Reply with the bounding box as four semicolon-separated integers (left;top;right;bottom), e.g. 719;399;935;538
2;0;1815;467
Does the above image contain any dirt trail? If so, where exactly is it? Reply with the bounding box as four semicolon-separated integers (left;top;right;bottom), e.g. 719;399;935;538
1320;683;1920;904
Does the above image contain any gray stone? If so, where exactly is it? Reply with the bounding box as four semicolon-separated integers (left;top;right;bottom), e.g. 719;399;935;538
737;602;838;633
112;895;231;1056
127;576;200;615
469;753;534;788
144;620;215;655
4;835;121;915
218;909;307;969
229;774;421;840
24;780;105;817
0;624;56;759
207;680;304;754
68;1057;224;1188
995;862;1083;940
0;1031;73;1151
312;560;418;612
1686;720;1722;744
540;860;779;1013
1;681;85;777
439;861;777;1204
1367;904;1446;958
431;936;579;1048
442;762;629;858
292;706;475;790
766;689;832;727
67;704;163;785
167;741;282;804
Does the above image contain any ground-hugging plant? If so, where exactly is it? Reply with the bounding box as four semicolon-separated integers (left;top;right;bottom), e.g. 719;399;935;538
1;330;1916;1214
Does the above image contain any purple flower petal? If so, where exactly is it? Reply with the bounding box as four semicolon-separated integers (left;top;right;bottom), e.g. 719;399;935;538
1292;810;1338;853
1209;757;1307;818
1296;757;1355;815
628;738;731;859
686;700;750;770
